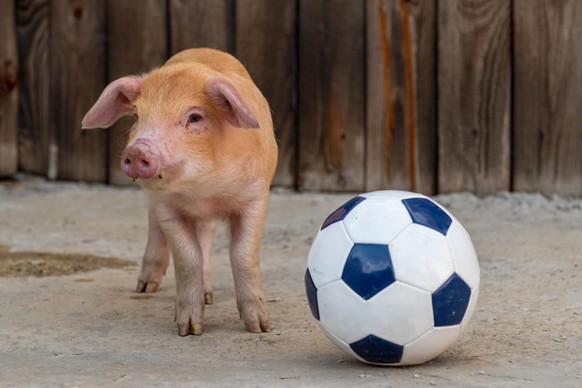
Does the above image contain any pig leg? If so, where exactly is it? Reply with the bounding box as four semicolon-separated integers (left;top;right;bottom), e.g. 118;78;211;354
229;198;271;333
196;218;217;305
156;204;206;336
136;204;170;293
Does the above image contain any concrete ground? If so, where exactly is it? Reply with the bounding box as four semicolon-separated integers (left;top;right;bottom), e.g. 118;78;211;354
0;178;580;387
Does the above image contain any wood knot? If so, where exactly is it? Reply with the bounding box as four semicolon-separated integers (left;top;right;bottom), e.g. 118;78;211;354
2;60;18;92
73;6;83;19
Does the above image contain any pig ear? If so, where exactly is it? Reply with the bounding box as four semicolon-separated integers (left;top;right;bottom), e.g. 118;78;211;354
207;79;259;129
81;76;142;129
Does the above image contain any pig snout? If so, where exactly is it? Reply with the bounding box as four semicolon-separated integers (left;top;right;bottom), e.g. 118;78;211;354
121;141;159;180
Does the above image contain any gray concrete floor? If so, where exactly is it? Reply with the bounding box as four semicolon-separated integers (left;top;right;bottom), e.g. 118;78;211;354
0;178;580;386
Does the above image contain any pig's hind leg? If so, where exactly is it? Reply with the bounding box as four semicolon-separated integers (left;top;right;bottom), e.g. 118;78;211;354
136;204;170;293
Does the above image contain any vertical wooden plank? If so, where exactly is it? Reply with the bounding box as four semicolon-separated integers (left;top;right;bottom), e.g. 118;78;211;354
513;0;582;197
437;0;511;195
107;0;168;186
169;0;231;54
366;0;436;195
15;0;51;177
0;0;19;176
298;0;366;192
51;0;107;181
236;0;296;188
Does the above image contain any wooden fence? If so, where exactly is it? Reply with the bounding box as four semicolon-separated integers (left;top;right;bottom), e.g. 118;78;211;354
0;0;581;196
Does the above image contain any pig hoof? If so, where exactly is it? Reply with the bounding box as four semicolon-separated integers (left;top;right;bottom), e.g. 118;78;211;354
240;303;271;333
245;318;272;333
204;292;213;305
136;280;160;293
178;321;204;336
259;319;272;333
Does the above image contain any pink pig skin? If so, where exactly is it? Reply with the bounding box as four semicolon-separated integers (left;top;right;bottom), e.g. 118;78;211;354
82;48;278;336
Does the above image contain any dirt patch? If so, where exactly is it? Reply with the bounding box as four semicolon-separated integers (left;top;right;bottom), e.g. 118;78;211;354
0;251;134;277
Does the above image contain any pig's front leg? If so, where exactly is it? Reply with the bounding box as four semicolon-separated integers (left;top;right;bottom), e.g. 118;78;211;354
229;198;271;333
156;204;206;336
197;219;217;305
136;204;170;293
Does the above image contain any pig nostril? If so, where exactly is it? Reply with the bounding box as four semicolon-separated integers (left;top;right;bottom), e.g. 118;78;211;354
140;160;150;167
124;158;131;166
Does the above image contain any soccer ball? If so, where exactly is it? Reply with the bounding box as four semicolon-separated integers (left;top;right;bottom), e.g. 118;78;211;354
305;191;480;366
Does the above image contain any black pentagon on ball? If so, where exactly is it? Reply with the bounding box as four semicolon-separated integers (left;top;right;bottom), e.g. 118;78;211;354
350;334;404;364
341;243;396;300
402;197;452;236
432;273;471;326
304;269;320;321
321;196;366;230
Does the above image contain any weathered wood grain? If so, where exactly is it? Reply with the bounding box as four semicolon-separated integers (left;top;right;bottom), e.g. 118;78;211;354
298;0;366;191
0;0;19;176
15;0;51;176
50;0;107;181
236;0;296;188
6;0;581;197
366;0;436;194
169;0;231;54
437;0;511;195
107;0;168;186
513;0;582;197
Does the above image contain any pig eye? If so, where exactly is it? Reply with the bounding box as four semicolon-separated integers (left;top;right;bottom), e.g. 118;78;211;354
187;113;202;123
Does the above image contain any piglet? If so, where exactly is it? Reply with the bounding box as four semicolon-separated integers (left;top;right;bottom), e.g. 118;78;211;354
82;48;277;336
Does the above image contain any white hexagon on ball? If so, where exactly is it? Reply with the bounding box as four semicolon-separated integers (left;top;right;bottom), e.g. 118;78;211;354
342;198;412;245
390;224;455;292
447;221;480;289
401;326;461;365
367;282;434;345
306;221;353;289
317;280;374;345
